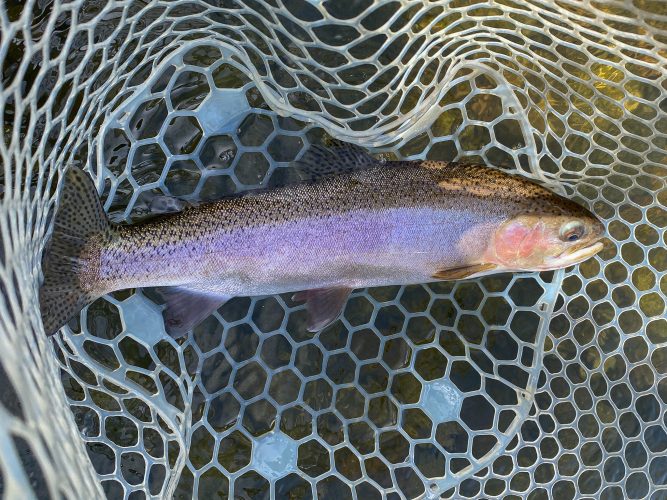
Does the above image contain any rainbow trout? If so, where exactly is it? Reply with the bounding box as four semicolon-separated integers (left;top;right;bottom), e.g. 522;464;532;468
40;145;604;337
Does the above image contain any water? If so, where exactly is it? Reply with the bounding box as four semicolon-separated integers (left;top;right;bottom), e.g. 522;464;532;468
2;1;663;498
68;42;557;498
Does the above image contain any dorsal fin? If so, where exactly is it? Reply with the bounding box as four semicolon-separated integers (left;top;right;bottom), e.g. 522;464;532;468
295;141;379;182
148;195;197;214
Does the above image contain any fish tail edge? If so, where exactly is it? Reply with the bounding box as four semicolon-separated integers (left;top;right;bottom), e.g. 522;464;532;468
39;167;109;336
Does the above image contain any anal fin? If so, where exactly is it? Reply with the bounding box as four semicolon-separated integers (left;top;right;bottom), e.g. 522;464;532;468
155;286;231;339
433;263;497;281
292;287;352;332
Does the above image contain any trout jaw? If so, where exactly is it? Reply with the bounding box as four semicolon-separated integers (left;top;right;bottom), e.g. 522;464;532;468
485;209;606;272
544;240;604;270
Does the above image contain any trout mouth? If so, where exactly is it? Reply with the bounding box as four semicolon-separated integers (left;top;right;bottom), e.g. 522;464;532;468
552;240;604;267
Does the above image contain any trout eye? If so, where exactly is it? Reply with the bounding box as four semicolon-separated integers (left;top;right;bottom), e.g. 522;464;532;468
560;221;585;242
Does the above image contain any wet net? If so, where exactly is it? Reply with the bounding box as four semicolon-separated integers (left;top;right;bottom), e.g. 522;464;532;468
0;0;666;498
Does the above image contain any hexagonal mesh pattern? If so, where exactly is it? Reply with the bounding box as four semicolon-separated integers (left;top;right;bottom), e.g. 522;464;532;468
0;1;665;499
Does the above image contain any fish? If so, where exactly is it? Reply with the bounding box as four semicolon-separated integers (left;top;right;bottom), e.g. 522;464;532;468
39;144;605;337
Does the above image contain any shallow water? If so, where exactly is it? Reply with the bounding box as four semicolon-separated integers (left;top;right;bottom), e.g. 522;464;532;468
57;42;566;498
2;2;661;498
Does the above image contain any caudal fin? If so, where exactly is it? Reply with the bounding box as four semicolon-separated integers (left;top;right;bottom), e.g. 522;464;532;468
39;168;109;335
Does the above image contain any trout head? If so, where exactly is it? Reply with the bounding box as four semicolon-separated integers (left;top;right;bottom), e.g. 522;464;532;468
486;195;605;271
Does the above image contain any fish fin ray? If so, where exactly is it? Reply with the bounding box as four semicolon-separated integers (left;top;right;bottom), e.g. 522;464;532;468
148;195;197;215
295;141;378;182
292;287;352;332
156;286;230;338
433;263;498;281
39;168;110;335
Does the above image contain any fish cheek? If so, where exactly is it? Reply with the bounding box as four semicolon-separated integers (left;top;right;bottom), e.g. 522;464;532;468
494;223;531;266
518;223;551;263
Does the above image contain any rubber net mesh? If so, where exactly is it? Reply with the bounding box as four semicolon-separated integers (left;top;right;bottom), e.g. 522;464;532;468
0;0;666;498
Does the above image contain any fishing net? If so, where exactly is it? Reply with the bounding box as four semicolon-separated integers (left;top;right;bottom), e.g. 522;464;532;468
0;0;665;498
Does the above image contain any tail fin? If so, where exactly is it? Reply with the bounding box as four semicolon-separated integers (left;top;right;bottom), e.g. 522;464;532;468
39;168;109;335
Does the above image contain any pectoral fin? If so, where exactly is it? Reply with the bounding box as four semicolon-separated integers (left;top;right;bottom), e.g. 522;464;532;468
292;287;352;332
155;286;231;339
433;263;497;281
